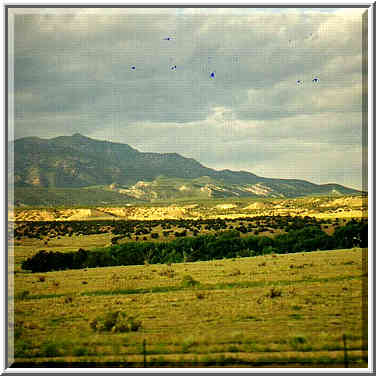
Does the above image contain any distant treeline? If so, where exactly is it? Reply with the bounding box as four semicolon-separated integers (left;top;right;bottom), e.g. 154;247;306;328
22;220;367;273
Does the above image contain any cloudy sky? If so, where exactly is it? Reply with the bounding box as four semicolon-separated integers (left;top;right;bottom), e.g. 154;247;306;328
10;7;367;190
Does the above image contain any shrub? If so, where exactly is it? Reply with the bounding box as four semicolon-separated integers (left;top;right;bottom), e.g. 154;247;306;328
290;335;306;346
14;339;32;358
14;322;24;340
181;336;197;353
181;275;200;288
196;292;205;299
17;290;30;300
236;248;252;258
267;287;282;298
73;346;89;356
159;268;175;278
289;313;303;320
292;305;302;311
228;345;239;353
64;295;74;304
228;269;241;276
40;341;62;357
333;220;368;248
90;311;141;333
219;230;240;239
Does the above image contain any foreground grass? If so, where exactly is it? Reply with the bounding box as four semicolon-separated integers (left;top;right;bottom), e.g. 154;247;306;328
11;247;367;368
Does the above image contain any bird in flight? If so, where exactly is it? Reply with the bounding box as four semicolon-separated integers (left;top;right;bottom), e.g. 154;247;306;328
210;72;215;79
312;77;319;83
163;37;173;41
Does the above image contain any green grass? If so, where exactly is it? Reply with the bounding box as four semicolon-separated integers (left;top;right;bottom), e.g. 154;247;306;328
18;273;363;301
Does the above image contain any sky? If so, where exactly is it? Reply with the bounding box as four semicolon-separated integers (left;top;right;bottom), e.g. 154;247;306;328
9;7;367;190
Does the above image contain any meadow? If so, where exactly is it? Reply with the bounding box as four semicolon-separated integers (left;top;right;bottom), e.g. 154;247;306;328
11;233;367;367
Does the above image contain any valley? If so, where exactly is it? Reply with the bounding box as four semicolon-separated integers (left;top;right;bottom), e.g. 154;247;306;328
9;136;368;368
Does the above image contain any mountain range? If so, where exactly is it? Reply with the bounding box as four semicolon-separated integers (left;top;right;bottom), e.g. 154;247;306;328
11;133;362;206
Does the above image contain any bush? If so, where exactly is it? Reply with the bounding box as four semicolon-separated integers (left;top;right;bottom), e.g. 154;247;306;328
267;287;282;298
21;222;366;273
73;346;89;356
40;341;62;357
159;267;175;278
64;295;74;304
290;335;306;346
228;269;241;276
90;311;141;333
236;248;252;258
196;292;205;299
333;220;368;248
181;274;200;288
14;339;32;358
17;290;30;300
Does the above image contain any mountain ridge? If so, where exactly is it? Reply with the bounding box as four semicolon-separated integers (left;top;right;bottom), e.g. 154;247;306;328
11;134;362;204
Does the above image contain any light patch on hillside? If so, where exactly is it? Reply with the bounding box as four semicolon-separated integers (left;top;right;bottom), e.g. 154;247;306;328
241;184;274;196
243;202;268;210
215;204;237;210
179;185;190;191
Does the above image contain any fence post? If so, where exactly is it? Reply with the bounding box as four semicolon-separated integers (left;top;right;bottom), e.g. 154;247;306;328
343;334;349;368
143;339;146;367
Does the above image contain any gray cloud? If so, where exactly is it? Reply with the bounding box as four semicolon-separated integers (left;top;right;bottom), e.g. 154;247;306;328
10;8;366;190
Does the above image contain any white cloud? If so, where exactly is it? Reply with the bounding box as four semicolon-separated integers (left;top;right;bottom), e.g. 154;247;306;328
10;7;366;190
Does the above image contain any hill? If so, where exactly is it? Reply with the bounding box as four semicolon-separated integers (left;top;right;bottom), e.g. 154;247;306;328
11;134;362;206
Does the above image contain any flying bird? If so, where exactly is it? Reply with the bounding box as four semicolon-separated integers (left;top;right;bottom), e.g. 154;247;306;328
131;66;136;70
312;77;319;83
163;37;173;41
210;72;215;79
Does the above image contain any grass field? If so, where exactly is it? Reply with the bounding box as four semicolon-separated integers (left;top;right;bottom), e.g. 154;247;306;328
11;239;368;368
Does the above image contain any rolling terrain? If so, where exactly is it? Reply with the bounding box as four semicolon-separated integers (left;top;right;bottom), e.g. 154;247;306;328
12;244;367;367
10;195;367;222
10;134;368;368
10;195;368;368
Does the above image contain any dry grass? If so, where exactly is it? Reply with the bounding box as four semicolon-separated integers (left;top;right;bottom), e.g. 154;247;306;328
12;241;367;368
